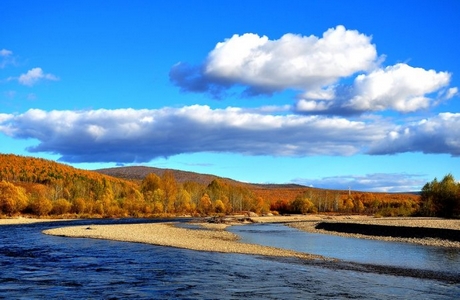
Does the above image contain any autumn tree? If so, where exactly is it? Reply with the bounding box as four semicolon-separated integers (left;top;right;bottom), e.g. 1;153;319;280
214;199;225;213
161;171;177;213
72;197;87;214
0;181;28;215
141;173;161;195
27;184;53;216
198;193;212;215
175;187;193;214
420;174;460;218
183;181;206;211
291;194;315;214
51;198;72;215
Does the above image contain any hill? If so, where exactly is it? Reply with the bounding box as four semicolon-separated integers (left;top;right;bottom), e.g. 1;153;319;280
96;166;242;186
0;154;139;217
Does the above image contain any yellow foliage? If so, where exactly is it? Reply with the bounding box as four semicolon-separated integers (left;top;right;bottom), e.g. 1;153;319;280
52;198;72;215
0;181;28;215
29;197;53;216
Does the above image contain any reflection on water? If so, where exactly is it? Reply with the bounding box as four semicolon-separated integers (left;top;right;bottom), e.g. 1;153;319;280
0;220;459;299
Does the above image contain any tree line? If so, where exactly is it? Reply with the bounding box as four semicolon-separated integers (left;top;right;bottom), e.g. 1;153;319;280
0;154;434;218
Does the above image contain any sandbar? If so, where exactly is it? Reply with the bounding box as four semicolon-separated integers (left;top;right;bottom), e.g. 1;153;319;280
43;222;328;260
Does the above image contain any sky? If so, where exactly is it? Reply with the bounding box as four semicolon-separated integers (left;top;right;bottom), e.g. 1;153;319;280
1;1;459;192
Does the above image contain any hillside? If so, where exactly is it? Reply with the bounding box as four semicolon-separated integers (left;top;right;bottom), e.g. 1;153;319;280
96;166;241;186
0;154;421;218
0;154;132;186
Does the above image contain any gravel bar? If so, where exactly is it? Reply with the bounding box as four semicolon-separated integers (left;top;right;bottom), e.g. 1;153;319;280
43;222;328;261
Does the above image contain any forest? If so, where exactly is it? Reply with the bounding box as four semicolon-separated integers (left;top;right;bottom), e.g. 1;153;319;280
0;154;424;218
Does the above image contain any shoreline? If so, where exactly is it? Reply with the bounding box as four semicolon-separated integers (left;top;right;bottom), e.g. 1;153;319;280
281;216;460;248
4;214;460;249
0;217;74;226
43;222;328;261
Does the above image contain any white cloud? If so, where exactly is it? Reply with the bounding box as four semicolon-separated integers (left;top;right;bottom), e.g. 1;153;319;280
205;26;378;92
171;27;457;115
346;64;452;112
444;87;458;100
369;112;460;156
1;106;460;163
171;25;378;97
0;106;385;163
18;67;59;86
296;63;454;114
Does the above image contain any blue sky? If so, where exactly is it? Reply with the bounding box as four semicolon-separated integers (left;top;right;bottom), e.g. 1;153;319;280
1;0;459;192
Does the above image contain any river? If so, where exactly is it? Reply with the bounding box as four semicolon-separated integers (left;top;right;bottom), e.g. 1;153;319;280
0;219;459;299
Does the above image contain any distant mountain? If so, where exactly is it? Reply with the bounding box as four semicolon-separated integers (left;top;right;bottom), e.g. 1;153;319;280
95;166;313;188
95;166;245;186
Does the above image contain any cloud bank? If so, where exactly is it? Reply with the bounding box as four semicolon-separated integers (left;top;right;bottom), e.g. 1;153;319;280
1;107;460;164
170;26;456;115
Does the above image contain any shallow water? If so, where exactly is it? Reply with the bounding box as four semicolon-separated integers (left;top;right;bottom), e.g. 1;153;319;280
0;219;459;299
229;223;460;273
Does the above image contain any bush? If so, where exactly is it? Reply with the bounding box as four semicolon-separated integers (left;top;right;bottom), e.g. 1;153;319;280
0;181;28;215
52;198;72;215
29;197;53;216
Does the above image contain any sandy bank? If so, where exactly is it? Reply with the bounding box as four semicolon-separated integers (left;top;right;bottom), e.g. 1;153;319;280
43;223;327;261
0;218;73;226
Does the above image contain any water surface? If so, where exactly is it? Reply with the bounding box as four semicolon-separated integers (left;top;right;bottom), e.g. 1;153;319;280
229;223;460;273
0;219;459;299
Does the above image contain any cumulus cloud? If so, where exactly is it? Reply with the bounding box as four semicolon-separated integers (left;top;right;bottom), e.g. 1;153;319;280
1;107;460;163
369;112;460;156
296;63;453;114
171;26;457;115
292;173;426;192
18;67;59;86
0;106;385;163
170;25;378;97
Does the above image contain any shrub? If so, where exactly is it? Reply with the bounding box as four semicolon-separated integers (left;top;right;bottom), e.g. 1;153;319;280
52;198;72;215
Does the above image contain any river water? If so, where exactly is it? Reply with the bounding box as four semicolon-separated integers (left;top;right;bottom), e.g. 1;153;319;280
0;219;459;299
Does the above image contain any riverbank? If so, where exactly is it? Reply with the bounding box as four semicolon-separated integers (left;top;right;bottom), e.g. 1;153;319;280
43;222;328;261
258;215;460;248
9;214;460;250
0;217;73;225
